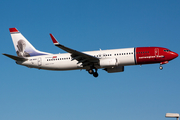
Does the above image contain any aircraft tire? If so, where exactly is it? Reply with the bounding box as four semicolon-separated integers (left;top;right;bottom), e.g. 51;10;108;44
88;69;94;74
93;72;98;77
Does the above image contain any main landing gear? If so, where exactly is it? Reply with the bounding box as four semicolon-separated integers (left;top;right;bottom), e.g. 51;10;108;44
88;67;98;77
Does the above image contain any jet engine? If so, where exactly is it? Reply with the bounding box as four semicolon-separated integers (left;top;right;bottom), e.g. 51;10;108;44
99;58;118;67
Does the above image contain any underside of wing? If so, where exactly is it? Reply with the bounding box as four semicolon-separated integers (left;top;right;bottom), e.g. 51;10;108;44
49;34;99;67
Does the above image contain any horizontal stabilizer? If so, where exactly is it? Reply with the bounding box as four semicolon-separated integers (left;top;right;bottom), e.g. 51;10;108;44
2;53;28;61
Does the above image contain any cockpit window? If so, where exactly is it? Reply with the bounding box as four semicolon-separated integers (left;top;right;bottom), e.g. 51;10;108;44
164;49;171;52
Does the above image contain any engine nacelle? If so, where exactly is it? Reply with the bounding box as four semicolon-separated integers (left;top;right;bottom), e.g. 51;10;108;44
104;66;124;73
99;58;118;67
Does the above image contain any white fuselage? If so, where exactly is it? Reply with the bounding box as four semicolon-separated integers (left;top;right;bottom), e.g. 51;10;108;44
6;27;178;77
18;48;136;70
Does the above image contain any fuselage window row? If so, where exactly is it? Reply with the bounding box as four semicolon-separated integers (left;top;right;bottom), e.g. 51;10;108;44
136;51;149;54
114;52;133;56
47;57;71;61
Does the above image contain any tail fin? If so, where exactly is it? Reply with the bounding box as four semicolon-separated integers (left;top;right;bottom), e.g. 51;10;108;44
9;28;50;57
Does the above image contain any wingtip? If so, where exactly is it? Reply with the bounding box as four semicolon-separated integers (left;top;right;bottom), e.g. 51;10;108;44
50;33;59;45
9;28;19;33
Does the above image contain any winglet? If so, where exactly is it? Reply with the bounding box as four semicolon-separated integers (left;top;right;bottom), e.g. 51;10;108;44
50;34;59;45
9;28;19;33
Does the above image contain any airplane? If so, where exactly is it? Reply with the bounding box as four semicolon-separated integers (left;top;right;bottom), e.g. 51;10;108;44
3;28;178;77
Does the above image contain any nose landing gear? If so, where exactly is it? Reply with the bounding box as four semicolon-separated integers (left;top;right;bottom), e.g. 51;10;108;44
159;65;163;70
159;61;169;70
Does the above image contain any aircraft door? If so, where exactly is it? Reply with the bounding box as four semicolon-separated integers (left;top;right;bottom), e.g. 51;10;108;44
38;57;42;66
155;48;159;60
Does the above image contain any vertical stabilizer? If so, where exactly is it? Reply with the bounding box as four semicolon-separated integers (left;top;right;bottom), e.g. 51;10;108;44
9;28;50;57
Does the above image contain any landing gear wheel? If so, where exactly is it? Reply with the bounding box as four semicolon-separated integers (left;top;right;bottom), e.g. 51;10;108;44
88;69;94;74
93;72;98;77
159;66;163;70
88;66;98;77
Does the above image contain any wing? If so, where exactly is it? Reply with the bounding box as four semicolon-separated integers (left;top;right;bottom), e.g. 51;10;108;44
50;34;99;67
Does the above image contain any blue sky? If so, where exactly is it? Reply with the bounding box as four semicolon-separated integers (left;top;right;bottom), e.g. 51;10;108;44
1;0;180;120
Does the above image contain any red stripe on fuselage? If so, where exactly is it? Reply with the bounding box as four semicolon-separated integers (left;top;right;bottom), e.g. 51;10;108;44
135;47;177;65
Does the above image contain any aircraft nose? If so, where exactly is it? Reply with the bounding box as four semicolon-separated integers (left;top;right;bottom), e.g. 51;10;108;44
171;51;178;58
174;52;178;58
